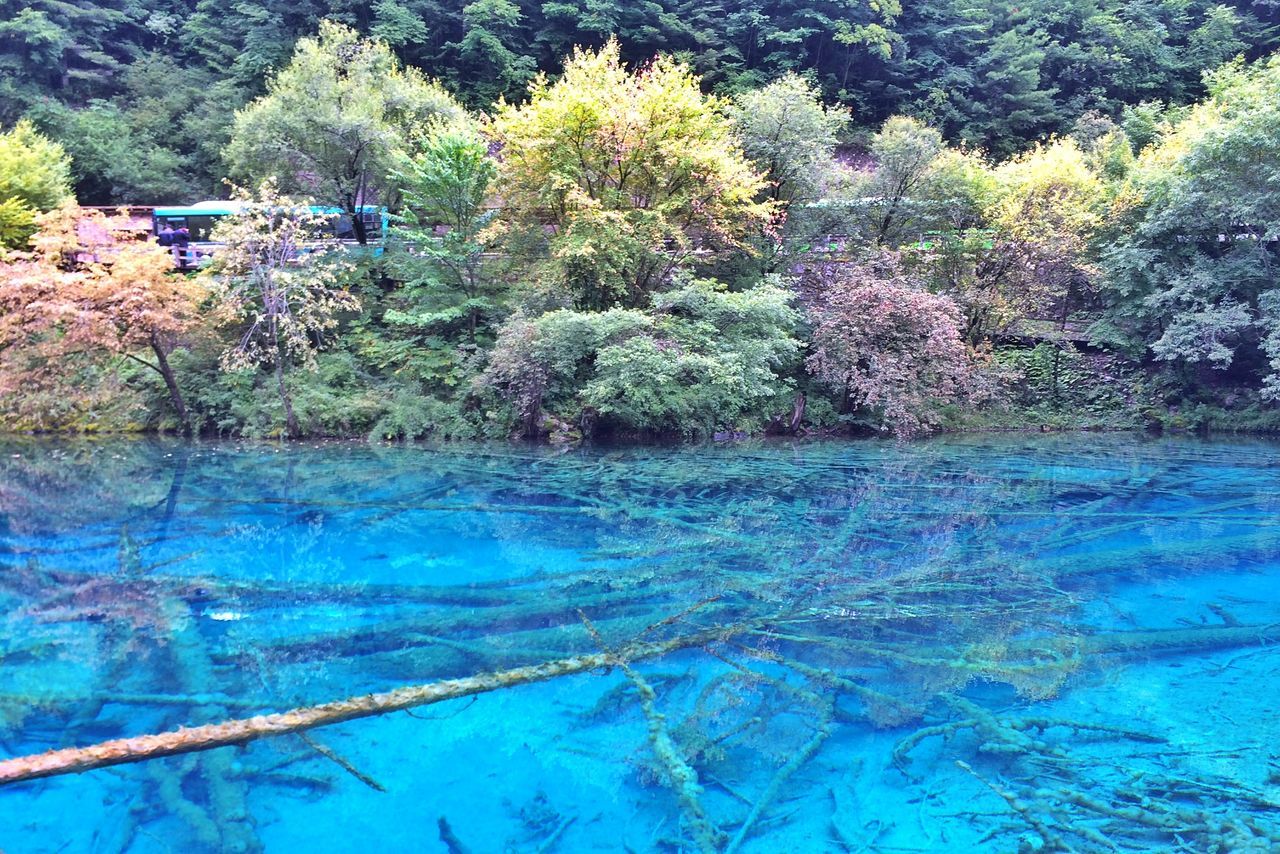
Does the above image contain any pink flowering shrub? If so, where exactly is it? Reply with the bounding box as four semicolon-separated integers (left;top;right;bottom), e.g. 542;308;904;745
805;252;975;436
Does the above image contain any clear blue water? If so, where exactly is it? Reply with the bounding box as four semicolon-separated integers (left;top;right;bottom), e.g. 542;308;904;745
1;434;1279;853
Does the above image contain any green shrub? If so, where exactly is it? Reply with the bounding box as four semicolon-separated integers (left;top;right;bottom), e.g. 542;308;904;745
482;279;801;438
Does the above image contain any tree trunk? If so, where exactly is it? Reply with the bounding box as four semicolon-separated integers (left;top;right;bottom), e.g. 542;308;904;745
350;205;369;245
149;334;190;433
0;626;731;786
788;392;806;434
275;358;300;439
349;172;370;245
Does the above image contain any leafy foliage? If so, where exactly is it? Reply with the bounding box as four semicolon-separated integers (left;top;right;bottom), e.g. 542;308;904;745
226;21;463;241
805;252;976;436
209;181;362;437
489;40;775;310
0;120;72;237
729;74;851;208
0;205;205;429
982;138;1107;325
0;196;35;250
3;12;1280;439
5;0;1276;171
482;279;799;437
1099;56;1280;390
390;115;501;343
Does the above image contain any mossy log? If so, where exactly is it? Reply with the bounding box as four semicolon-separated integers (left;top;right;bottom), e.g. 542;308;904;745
225;580;726;663
789;621;1280;674
580;611;724;854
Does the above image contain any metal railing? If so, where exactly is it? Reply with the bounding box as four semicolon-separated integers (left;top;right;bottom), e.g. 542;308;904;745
164;239;384;269
167;245;217;269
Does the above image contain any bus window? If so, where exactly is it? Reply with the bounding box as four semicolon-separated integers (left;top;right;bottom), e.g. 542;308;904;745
360;211;382;240
335;215;357;240
154;215;219;241
186;216;219;242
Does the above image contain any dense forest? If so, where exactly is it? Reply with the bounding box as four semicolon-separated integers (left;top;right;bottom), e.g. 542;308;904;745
4;0;1278;202
1;3;1279;439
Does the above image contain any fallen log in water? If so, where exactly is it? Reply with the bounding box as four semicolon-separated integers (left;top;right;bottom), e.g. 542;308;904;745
227;595;748;670
0;625;734;787
777;621;1280;670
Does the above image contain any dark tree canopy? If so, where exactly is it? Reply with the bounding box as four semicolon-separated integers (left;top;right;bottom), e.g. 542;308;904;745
5;0;1277;203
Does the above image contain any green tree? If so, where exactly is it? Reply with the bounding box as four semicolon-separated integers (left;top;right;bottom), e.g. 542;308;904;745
210;181;361;437
0;196;35;248
0;119;72;211
729;73;851;208
724;73;851;279
226;20;463;243
988;138;1105;319
444;0;536;106
0;119;71;248
850;116;948;247
0;0;135;119
1099;56;1280;390
961;29;1060;158
490;40;775;311
388;115;501;346
482;278;799;437
25;101;189;204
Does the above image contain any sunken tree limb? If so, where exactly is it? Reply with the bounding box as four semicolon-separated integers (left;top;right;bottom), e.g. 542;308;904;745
0;627;730;787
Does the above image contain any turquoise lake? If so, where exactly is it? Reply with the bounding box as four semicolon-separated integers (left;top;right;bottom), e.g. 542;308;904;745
1;435;1279;852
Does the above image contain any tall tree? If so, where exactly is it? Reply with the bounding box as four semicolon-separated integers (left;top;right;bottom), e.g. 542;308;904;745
1100;55;1280;392
0;0;138;119
211;182;362;437
729;73;851;208
389;115;501;344
725;73;851;279
226;20;463;243
444;0;536;106
854;116;948;247
489;39;775;310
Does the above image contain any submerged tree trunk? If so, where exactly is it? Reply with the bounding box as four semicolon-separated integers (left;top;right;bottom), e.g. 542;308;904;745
149;333;190;433
0;626;730;786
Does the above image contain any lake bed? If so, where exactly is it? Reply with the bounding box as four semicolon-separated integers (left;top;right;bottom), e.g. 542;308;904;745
2;435;1278;852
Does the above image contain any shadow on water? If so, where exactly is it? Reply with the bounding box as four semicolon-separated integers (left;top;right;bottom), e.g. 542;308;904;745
1;434;1279;851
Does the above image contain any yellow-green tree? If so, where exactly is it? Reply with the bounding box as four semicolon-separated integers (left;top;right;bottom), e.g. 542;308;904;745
0;119;72;248
489;40;775;311
988;138;1107;321
904;136;1104;347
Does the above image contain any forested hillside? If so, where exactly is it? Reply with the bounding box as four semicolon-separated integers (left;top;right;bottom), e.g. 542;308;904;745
1;7;1279;441
4;0;1277;202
